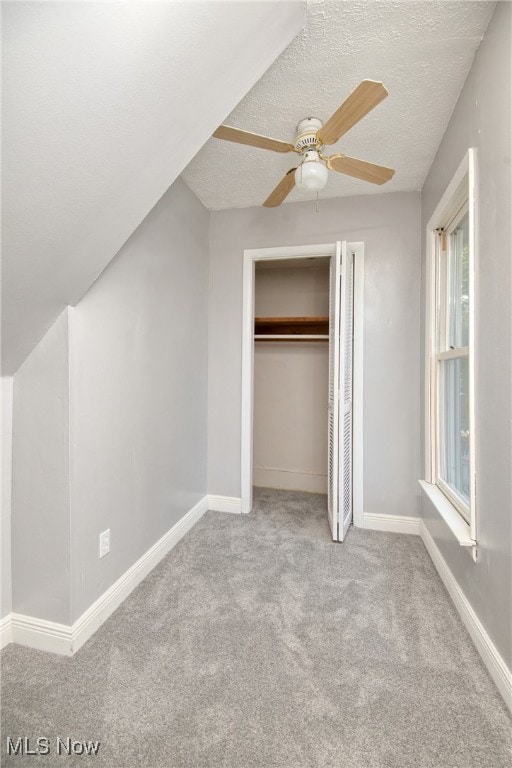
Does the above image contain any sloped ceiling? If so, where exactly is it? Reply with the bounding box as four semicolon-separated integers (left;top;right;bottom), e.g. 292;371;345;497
1;0;304;374
182;0;495;209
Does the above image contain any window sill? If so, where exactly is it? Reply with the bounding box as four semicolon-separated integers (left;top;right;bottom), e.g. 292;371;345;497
419;480;476;549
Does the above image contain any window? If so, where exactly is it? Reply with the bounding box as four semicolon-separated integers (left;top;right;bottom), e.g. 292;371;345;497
435;208;470;518
424;149;477;549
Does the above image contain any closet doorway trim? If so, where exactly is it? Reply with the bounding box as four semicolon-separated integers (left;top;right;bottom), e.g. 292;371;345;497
241;242;364;525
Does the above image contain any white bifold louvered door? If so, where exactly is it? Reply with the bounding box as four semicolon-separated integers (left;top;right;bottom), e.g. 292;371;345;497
327;241;354;541
339;245;354;540
327;242;342;538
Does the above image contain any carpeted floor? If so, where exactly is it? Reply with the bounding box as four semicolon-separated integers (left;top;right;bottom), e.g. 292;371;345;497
1;488;510;767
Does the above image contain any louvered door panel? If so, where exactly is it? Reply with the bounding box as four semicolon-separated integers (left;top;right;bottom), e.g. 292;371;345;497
339;247;354;540
327;242;342;539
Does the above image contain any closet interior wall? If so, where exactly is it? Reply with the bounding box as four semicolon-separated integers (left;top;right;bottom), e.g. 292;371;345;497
253;259;330;494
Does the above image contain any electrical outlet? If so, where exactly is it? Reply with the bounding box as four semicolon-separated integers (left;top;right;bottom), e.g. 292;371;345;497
99;529;110;558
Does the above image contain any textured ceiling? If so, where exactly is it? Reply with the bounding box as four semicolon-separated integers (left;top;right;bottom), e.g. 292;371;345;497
182;0;495;210
2;1;304;373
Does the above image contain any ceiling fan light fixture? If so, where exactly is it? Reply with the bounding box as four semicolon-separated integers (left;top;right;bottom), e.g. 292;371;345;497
294;150;328;191
212;80;394;206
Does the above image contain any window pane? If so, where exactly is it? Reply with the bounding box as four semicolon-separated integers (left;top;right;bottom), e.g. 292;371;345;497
438;356;470;509
435;237;444;353
448;212;469;348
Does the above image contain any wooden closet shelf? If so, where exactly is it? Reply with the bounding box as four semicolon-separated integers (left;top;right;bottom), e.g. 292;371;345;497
254;335;329;342
254;316;329;336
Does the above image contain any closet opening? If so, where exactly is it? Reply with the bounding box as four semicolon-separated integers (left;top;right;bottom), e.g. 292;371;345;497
241;242;364;541
253;257;330;503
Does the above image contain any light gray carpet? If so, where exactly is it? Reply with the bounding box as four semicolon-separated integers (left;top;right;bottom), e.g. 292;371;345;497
1;488;510;767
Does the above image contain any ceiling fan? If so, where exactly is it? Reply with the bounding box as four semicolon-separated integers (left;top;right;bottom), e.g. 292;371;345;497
212;80;395;207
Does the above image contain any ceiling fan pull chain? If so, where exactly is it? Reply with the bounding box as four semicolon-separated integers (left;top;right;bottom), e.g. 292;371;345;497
316;191;319;213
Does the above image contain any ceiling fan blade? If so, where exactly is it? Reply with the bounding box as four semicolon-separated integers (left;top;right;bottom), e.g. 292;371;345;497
263;168;297;207
328;154;395;184
213;125;295;153
317;80;388;146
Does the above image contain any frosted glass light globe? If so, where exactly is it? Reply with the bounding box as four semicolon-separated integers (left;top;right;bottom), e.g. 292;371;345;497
295;152;329;191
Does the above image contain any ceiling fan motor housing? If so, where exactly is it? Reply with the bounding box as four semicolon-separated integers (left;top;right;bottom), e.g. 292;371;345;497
294;117;323;152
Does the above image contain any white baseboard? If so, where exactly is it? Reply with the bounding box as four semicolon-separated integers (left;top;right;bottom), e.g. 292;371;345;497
11;614;73;656
207;495;242;514
420;520;512;712
7;496;208;656
253;467;327;494
0;613;13;650
362;512;421;535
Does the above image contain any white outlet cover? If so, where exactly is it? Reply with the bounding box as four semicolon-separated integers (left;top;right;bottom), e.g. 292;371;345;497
99;529;110;558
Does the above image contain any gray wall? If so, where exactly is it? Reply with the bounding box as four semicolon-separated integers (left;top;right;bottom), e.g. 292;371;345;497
11;310;71;624
69;178;209;621
208;191;422;520
1;377;13;618
8;178;209;626
420;2;511;666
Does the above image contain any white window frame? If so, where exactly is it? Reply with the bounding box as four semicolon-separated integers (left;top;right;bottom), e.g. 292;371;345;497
421;149;477;558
